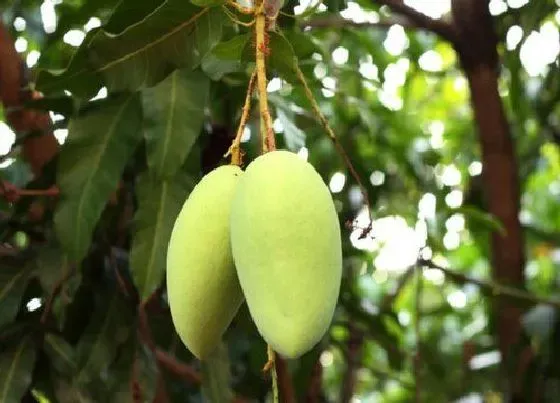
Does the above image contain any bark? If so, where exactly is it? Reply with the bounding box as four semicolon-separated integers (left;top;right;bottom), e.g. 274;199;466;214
451;0;526;393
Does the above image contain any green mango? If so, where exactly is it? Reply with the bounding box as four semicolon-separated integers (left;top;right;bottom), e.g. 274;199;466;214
230;150;342;358
166;165;244;359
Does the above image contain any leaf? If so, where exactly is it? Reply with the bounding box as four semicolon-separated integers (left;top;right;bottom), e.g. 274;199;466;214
74;292;133;386
267;31;299;84
0;337;37;403
108;333;158;403
276;108;305;151
201;33;251;80
142;69;209;179
54;94;143;262
37;2;225;98
130;171;195;301
0;264;33;328
201;341;233;403
43;333;78;376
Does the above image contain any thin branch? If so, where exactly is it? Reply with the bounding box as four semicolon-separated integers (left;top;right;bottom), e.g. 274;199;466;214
0;180;59;203
155;348;202;384
40;264;74;324
155;349;249;403
301;16;413;30
374;0;458;44
420;259;560;309
413;265;423;403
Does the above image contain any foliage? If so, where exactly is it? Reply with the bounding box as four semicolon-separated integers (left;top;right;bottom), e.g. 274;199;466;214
0;0;559;402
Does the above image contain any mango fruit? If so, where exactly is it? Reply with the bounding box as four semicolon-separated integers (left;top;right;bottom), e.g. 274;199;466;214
166;165;244;359
230;150;342;358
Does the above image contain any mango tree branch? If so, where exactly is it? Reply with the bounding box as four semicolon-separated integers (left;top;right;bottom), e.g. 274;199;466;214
373;0;458;43
420;259;560;310
0;22;58;177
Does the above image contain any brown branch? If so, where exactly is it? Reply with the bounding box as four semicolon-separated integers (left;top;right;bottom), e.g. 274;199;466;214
40;264;74;324
339;324;363;403
420;259;560;309
0;22;58;177
155;348;201;384
0;180;59;203
305;357;323;403
413;266;423;403
301;16;414;30
275;356;295;403
374;0;458;44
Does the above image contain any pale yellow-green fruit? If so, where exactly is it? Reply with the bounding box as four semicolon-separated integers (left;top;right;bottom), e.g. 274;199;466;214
230;150;342;358
166;165;244;359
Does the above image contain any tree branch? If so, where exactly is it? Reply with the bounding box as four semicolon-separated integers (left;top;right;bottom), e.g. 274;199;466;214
155;349;249;403
301;16;414;30
420;259;560;309
0;22;58;177
374;0;458;44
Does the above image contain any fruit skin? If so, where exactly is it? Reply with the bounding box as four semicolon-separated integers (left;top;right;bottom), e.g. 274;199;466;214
230;150;342;358
166;165;244;360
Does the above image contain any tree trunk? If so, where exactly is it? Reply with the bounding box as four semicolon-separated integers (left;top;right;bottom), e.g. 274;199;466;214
451;0;526;397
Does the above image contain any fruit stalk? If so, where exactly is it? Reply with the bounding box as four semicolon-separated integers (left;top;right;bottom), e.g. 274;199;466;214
225;70;257;165
255;1;276;152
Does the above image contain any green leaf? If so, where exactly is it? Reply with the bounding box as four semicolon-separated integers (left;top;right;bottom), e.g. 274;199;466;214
142;69;209;179
0;337;37;403
201;33;251;80
130;171;195;302
0;264;33;328
201;341;233;403
276;108;305;151
54;94;143;262
37;2;225;98
268;31;299;84
43;333;78;376
74;292;133;386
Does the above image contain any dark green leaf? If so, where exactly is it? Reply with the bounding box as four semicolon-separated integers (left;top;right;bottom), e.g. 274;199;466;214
43;333;78;376
201;33;251;80
142;69;209;179
37;3;225;98
74;292;133;386
130;171;195;302
268;31;299;84
0;264;33;328
54;94;143;262
201;341;233;403
0;337;37;403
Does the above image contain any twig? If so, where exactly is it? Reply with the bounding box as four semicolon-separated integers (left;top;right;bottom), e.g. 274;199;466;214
294;65;373;236
340;323;363;403
419;259;560;309
0;180;59;202
414;265;423;403
40;264;74;324
374;0;458;44
301;16;413;30
155;348;201;383
155;348;249;403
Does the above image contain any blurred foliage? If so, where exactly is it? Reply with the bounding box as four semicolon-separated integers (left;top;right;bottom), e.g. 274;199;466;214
1;0;559;402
